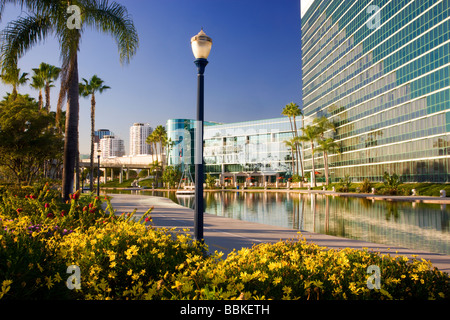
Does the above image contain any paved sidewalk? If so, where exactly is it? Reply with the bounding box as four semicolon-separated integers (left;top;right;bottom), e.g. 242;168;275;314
104;193;450;273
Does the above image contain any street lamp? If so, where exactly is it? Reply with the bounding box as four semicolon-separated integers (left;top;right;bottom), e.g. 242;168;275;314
191;28;212;242
97;149;101;197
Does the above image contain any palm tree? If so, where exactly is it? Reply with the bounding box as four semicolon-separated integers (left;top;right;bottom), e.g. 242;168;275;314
146;132;157;164
0;0;139;201
299;125;321;187
0;66;28;99
316;138;340;185
32;62;61;113
313;116;336;139
153;125;167;169
79;75;110;192
283;137;297;175
29;74;45;109
282;102;303;177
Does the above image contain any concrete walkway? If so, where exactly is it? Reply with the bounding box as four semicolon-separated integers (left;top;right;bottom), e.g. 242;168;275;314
104;193;450;274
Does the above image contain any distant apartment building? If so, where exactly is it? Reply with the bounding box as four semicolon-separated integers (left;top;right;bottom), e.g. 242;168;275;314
98;135;125;158
130;123;152;156
94;129;113;144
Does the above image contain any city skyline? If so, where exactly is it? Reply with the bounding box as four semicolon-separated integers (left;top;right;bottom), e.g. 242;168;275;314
0;0;304;154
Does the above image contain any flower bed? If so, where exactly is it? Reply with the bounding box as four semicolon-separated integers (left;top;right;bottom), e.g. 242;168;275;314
1;185;449;300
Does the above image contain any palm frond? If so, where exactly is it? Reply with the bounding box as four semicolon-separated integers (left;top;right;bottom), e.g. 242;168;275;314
0;13;53;71
83;0;139;65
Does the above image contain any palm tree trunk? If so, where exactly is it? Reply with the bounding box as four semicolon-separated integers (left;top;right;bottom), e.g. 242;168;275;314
292;116;300;176
38;90;43;110
300;115;305;179
294;117;304;178
45;83;50;112
324;151;329;185
151;143;155;163
311;143;316;187
75;141;80;191
291;149;295;175
90;92;96;192
62;52;80;201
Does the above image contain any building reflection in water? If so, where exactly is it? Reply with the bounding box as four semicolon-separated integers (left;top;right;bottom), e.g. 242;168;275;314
125;190;450;255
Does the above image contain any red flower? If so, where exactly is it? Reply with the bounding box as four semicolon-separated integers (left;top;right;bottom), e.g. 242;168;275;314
145;217;150;222
60;210;66;217
70;191;80;200
44;203;50;209
89;203;93;208
83;206;88;211
89;209;96;213
16;208;23;214
47;212;54;219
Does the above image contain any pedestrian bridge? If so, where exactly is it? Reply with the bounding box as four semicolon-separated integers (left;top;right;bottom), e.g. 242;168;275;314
79;155;161;169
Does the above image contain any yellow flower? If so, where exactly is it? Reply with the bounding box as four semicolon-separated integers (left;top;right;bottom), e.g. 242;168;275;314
132;273;139;281
172;280;183;290
240;272;252;283
45;276;53;289
411;274;419;281
258;271;269;282
127;269;133;276
272;277;282;286
125;245;139;260
282;286;292;295
54;273;62;283
268;262;281;271
109;262;116;268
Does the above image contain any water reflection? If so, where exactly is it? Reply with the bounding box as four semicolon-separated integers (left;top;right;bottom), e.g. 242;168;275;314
111;190;450;255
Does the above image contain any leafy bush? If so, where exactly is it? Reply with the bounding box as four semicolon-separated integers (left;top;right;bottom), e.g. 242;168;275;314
149;239;450;300
338;174;352;192
359;178;372;193
382;172;401;195
291;174;303;183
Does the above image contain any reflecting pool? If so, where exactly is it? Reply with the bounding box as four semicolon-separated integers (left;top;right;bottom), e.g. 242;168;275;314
112;190;450;255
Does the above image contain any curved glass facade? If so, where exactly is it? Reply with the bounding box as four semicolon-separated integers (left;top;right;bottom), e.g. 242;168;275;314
166;119;196;167
302;0;450;182
166;117;302;178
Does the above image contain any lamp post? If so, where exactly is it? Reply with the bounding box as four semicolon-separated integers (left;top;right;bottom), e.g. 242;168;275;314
97;150;101;197
191;28;212;242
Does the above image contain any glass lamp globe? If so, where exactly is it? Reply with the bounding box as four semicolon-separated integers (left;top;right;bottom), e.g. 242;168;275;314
191;28;212;59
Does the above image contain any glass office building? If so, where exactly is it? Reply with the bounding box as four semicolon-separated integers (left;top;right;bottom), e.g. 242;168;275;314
166;119;220;168
302;0;450;182
166;117;302;182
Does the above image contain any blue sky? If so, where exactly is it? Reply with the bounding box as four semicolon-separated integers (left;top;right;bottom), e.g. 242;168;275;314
0;0;305;154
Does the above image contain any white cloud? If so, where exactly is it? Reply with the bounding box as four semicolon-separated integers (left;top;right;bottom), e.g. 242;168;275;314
301;0;315;18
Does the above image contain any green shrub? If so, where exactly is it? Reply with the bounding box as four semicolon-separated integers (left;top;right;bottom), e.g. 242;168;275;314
338;174;352;192
150;239;450;300
382;172;401;195
360;178;372;193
